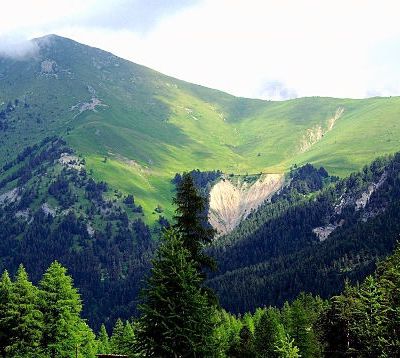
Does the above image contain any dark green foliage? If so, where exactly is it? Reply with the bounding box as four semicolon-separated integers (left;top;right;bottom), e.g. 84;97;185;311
97;324;111;355
254;308;281;358
3;265;43;357
0;139;156;329
320;244;400;357
173;172;216;271
209;156;400;315
38;261;90;357
0;262;96;357
0;271;12;356
135;228;217;357
232;326;256;358
172;169;222;193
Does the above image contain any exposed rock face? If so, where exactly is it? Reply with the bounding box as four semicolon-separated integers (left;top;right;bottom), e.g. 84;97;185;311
300;107;344;153
313;171;388;241
313;220;345;241
209;173;284;236
0;188;20;204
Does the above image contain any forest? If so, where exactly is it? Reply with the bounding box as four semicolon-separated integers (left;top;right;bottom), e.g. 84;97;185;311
0;172;399;357
1;137;400;333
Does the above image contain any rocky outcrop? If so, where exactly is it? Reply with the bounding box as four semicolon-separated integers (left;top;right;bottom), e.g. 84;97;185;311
208;173;284;236
300;107;344;153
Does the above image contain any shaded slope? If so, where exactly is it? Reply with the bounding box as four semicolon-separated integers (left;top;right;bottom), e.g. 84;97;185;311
208;154;400;313
1;35;400;221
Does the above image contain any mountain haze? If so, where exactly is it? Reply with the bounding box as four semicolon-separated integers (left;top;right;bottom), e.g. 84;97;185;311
1;35;400;221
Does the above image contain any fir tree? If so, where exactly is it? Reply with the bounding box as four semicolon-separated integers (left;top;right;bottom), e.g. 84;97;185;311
110;318;124;348
135;228;217;357
0;270;13;356
97;324;110;354
254;308;281;358
236;325;256;358
173;172;216;271
6;265;43;357
38;261;92;357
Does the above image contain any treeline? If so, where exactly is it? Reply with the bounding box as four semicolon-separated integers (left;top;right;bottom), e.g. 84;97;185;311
208;154;400;314
0;137;159;329
213;242;400;357
2;171;399;357
74;231;400;357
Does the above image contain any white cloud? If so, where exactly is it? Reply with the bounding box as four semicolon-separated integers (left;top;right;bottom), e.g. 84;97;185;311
1;0;400;99
0;34;39;59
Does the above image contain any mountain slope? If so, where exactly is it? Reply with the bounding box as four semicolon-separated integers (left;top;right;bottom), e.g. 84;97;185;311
208;154;400;313
1;35;400;222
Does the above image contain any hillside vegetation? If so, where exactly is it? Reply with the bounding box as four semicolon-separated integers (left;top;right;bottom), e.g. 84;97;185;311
1;35;400;221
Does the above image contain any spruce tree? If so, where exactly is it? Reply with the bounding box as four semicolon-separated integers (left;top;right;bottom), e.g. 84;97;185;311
254;308;281;358
121;322;136;357
110;318;125;353
0;270;13;356
97;324;110;354
135;228;217;357
38;261;93;357
376;244;400;356
6;265;43;357
173;172;215;271
236;325;256;357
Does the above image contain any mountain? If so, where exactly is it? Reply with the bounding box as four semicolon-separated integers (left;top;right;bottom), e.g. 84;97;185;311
1;34;400;223
208;154;400;313
1;35;400;328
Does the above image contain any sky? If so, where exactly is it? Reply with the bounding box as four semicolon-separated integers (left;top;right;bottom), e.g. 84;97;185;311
1;0;400;100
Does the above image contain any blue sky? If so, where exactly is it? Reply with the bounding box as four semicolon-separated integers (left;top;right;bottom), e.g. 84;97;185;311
1;0;400;100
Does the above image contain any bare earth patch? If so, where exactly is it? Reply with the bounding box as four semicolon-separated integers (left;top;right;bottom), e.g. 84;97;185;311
208;173;284;236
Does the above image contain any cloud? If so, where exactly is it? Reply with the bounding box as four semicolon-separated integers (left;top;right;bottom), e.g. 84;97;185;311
258;81;297;101
79;0;200;34
0;35;39;60
2;0;400;99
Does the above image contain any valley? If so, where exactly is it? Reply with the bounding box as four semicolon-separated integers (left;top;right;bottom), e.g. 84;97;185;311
1;35;400;354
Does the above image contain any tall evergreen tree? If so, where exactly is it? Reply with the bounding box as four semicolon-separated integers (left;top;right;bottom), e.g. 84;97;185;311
376;244;400;356
0;271;13;356
173;172;216;271
5;265;43;357
352;275;387;357
254;308;281;358
110;318;125;353
135;228;217;357
38;261;93;357
97;324;110;355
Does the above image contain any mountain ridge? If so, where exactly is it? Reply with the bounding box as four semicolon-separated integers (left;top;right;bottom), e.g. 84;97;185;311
1;34;400;222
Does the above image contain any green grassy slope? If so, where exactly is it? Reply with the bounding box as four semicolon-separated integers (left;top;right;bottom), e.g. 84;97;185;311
1;35;400;221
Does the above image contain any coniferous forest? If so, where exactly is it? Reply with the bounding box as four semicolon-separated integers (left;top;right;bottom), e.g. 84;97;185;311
1;172;400;357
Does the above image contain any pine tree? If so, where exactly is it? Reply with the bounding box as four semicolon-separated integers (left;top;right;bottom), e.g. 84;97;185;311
0;270;13;356
254;308;281;358
76;321;97;358
135;228;217;357
173;172;215;271
319;281;358;357
121;322;136;357
38;261;94;357
5;265;43;357
376;244;400;356
110;319;125;353
236;325;256;357
352;275;387;357
97;324;110;354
